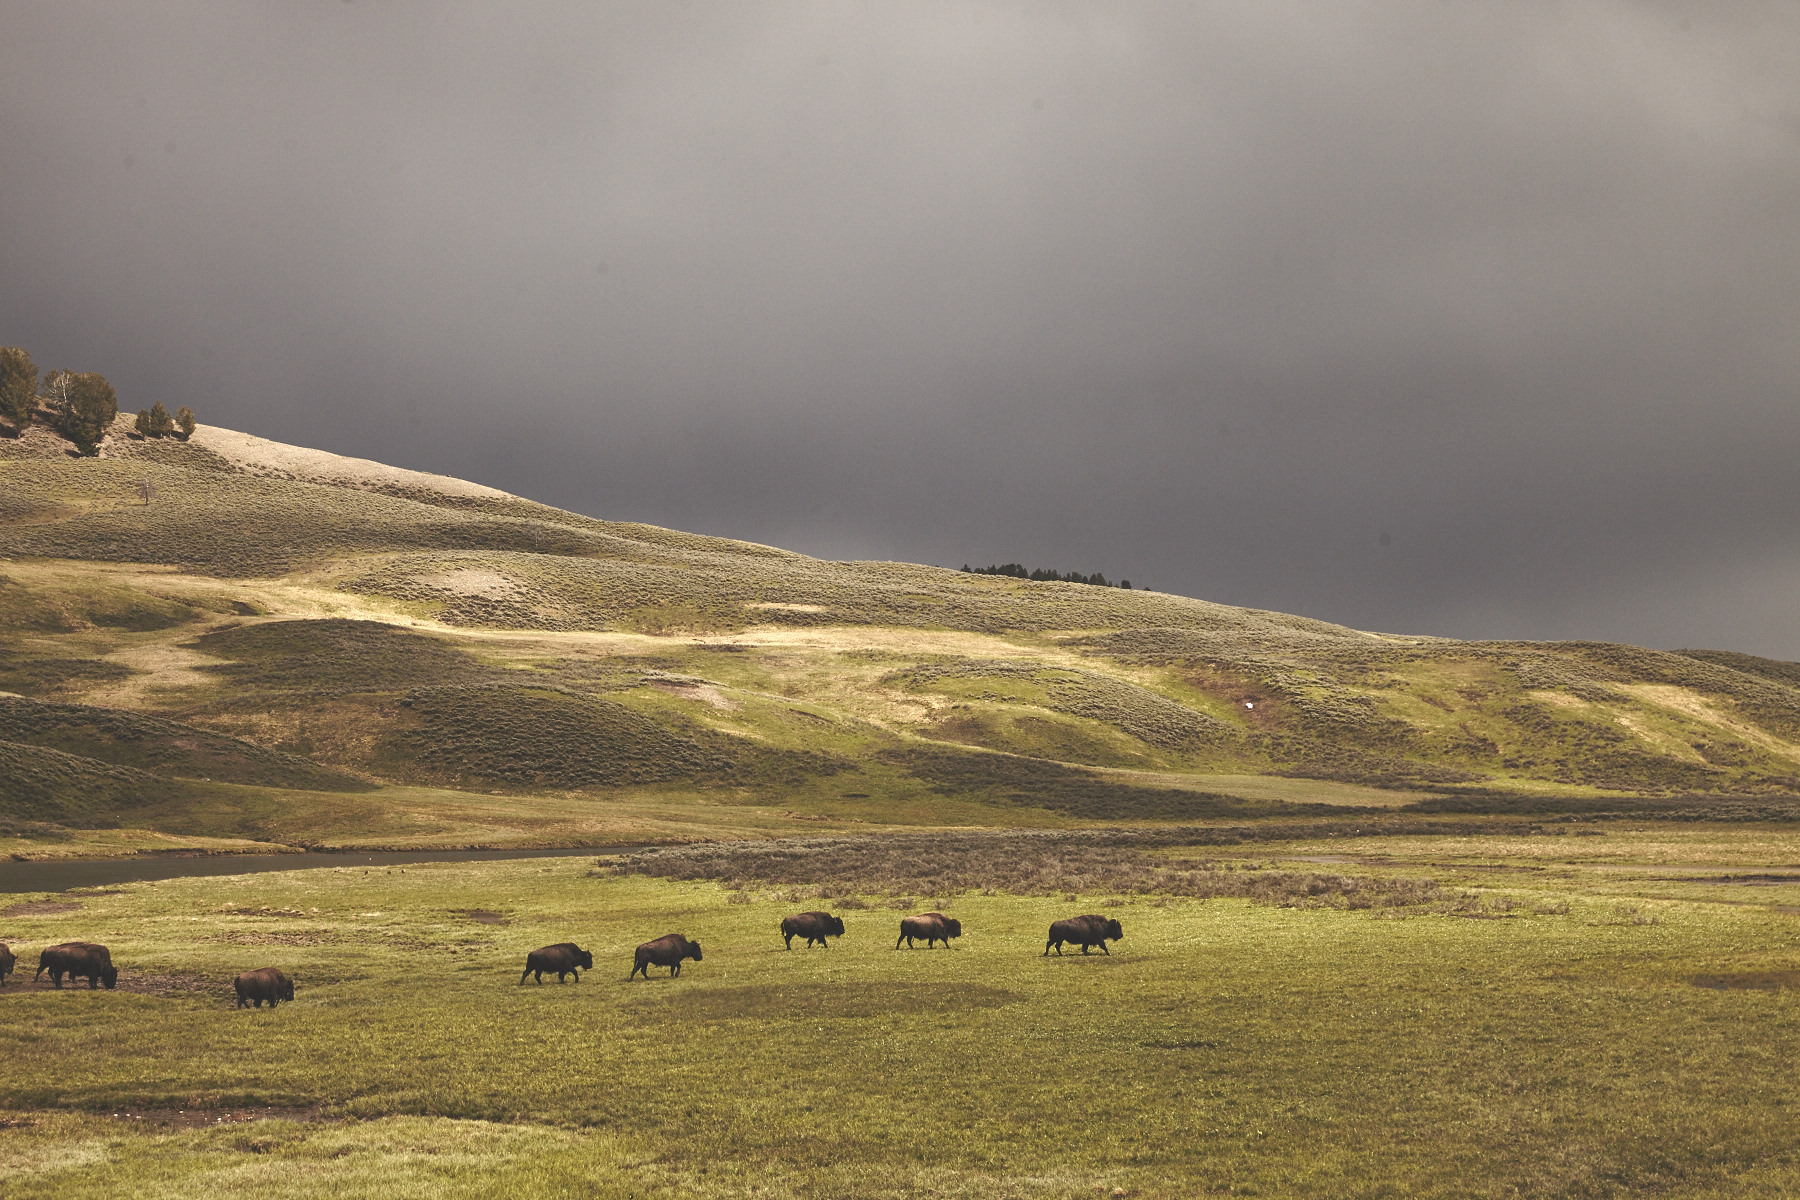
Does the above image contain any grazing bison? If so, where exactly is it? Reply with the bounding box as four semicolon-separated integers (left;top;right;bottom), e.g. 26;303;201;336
780;911;845;950
0;942;13;986
34;942;118;990
630;933;702;980
1044;914;1124;957
234;966;295;1008
895;912;962;950
520;943;594;984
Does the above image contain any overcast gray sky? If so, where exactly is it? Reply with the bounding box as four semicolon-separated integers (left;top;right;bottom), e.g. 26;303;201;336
3;2;1797;657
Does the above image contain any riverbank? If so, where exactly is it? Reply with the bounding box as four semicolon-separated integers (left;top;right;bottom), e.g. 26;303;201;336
0;845;642;894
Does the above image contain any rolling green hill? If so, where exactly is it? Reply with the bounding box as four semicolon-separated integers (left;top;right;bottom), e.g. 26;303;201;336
2;419;1797;853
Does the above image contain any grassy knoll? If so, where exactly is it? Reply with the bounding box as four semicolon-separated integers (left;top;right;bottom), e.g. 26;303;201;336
5;430;1800;851
4;828;1800;1197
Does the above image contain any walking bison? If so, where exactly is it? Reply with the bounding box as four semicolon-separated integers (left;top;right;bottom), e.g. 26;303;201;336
34;942;118;990
234;966;295;1008
630;933;702;979
780;911;845;949
895;912;961;950
0;942;13;986
1044;914;1124;956
520;943;594;984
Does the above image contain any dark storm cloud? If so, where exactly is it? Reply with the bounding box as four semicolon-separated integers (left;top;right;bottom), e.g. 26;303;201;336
3;3;1797;655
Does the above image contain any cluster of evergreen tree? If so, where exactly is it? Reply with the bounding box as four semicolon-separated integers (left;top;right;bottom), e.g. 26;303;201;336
961;563;1132;589
132;400;195;441
0;345;193;456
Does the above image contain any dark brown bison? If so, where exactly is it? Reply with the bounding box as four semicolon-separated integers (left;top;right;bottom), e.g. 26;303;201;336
895;912;961;949
34;942;118;990
780;911;845;949
630;933;702;979
1044;914;1124;956
520;943;594;984
234;966;295;1008
0;942;13;985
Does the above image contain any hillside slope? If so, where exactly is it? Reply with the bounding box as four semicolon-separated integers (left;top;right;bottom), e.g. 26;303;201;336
2;421;1797;849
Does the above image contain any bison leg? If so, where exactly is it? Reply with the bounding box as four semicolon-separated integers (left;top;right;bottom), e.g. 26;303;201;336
1081;943;1091;954
1100;941;1110;955
783;932;793;949
895;934;906;949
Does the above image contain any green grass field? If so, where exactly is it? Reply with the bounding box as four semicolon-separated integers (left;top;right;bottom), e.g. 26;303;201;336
5;826;1800;1198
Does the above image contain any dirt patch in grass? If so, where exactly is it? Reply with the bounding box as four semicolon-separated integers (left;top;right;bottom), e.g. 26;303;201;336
454;908;509;925
6;968;216;996
215;930;340;947
634;981;1019;1021
2;899;81;916
615;829;1457;910
1691;971;1800;991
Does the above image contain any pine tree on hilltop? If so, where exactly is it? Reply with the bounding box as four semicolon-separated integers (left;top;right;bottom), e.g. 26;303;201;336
53;371;118;456
0;346;35;434
147;401;174;437
175;405;195;439
134;409;153;437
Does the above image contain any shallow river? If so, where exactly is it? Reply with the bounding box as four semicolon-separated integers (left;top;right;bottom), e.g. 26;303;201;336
0;847;631;895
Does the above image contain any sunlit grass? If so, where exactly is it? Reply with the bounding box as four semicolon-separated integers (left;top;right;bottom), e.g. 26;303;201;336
3;833;1800;1197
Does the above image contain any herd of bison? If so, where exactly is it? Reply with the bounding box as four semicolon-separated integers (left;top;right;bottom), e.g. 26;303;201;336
0;911;1125;1006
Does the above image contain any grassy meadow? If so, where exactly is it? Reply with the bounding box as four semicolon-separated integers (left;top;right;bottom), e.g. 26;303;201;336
5;827;1800;1198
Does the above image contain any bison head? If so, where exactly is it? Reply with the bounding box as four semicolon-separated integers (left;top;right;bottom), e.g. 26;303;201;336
1104;919;1124;941
278;976;296;1001
944;918;963;938
825;915;846;936
100;965;119;989
575;949;594;970
687;941;703;962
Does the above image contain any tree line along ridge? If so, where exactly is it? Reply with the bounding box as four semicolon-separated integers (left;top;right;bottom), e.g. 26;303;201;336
961;562;1134;589
0;345;194;456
